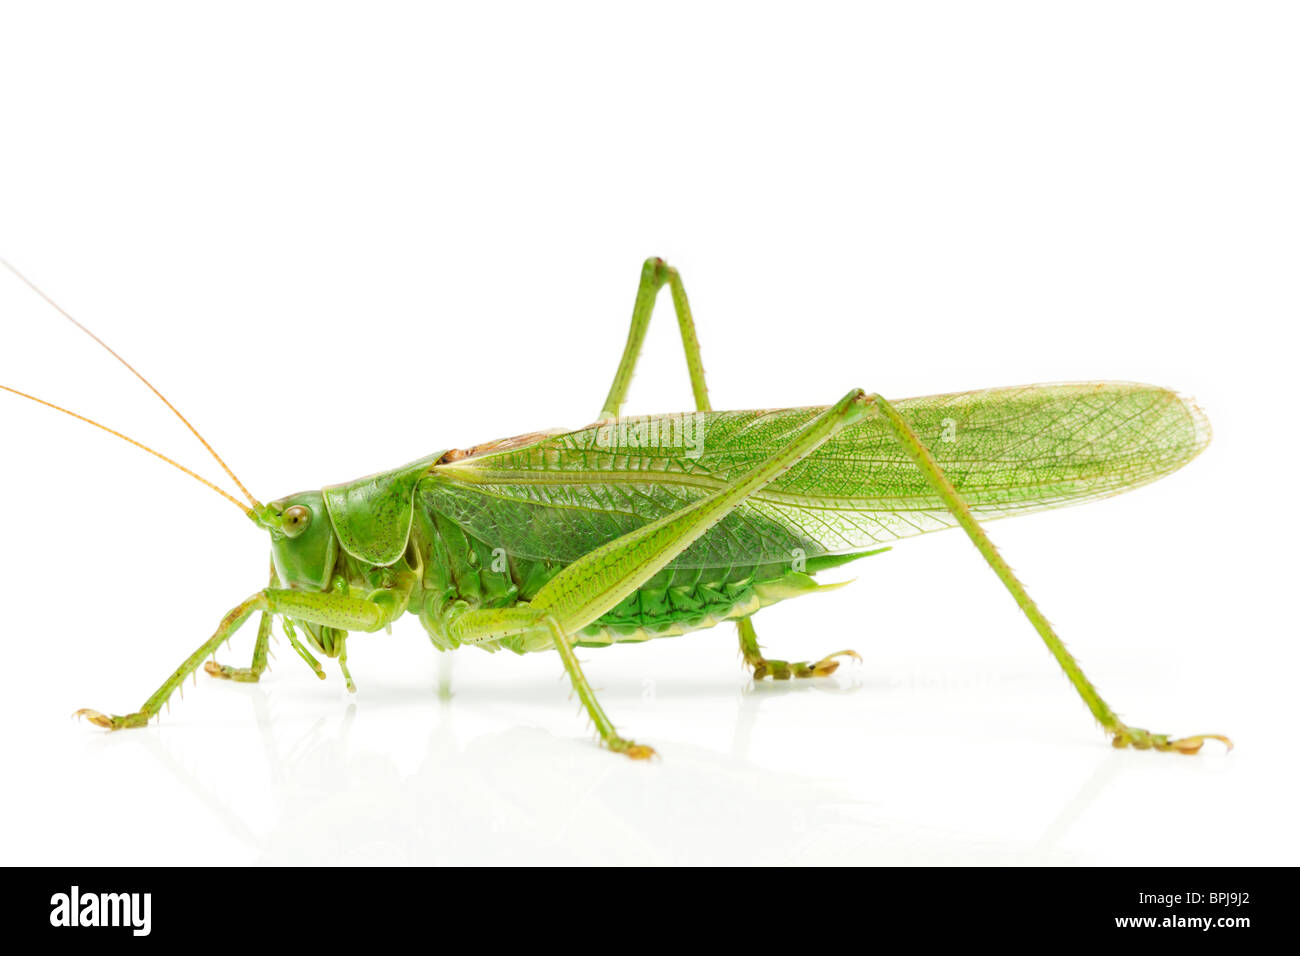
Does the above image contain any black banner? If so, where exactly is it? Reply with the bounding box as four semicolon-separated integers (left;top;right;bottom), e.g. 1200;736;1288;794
12;866;1282;942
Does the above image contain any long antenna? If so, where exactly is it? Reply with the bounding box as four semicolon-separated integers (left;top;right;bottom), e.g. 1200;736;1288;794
1;258;260;508
0;383;252;514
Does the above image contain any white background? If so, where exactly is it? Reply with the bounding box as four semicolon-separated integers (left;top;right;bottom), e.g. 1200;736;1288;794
1;2;1296;865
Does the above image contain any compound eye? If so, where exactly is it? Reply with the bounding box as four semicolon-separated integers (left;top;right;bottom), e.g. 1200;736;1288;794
283;504;312;538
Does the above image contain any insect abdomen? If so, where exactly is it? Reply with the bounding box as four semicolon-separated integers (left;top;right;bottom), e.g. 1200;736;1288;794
572;563;832;648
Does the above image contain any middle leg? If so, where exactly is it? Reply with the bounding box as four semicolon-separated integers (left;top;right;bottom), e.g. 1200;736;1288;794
737;616;860;681
869;392;1230;755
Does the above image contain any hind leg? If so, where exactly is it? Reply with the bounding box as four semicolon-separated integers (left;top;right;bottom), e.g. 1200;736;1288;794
869;393;1230;755
598;256;711;420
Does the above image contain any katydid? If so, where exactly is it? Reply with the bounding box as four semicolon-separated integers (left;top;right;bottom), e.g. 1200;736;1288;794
1;257;1230;759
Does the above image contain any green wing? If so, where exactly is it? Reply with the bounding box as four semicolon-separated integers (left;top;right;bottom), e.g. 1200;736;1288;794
422;382;1209;569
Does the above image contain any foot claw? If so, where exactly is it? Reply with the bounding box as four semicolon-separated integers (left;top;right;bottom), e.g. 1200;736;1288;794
1111;724;1233;755
609;738;657;760
1166;734;1234;755
75;708;149;731
74;708;116;729
810;649;861;677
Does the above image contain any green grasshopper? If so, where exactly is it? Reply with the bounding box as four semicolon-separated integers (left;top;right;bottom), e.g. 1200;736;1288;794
2;257;1230;759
